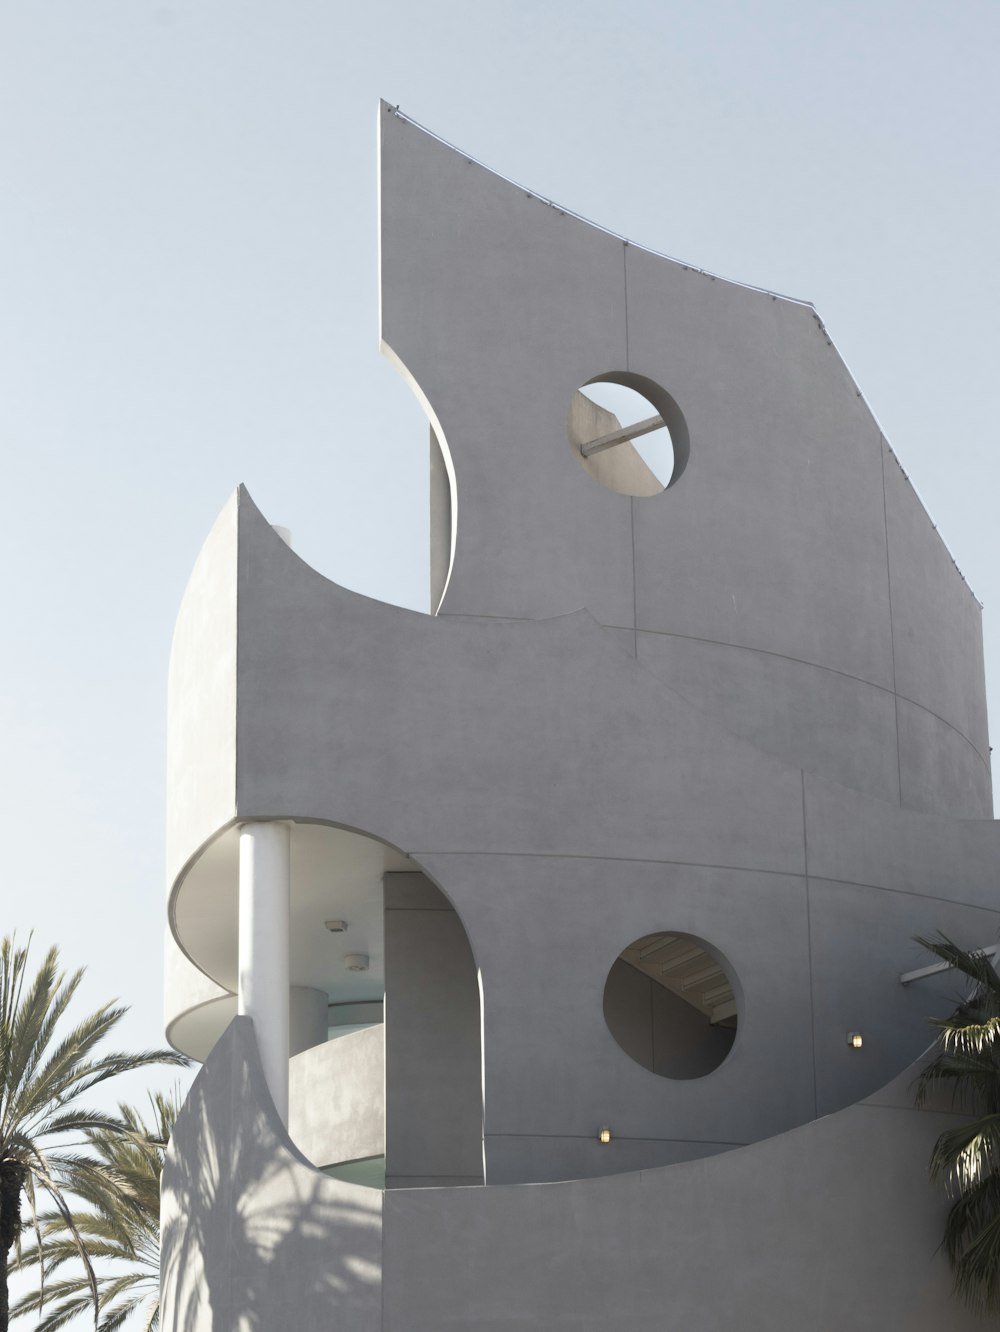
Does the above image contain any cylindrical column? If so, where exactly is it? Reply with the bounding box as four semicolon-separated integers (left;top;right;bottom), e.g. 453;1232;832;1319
290;986;329;1056
238;821;291;1123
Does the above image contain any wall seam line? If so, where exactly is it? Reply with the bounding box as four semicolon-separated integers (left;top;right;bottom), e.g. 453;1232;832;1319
483;1131;748;1145
633;625;888;690
234;490;242;822
623;239;630;371
411;850;809;875
857;1103;977;1118
411;849;1000;911
881;434;904;807
380;1157;386;1332
802;771;819;1120
625;241;638;655
631;498;638;656
441;614;893;691
642;625;987;772
649;963;655;1069
441;614;990;773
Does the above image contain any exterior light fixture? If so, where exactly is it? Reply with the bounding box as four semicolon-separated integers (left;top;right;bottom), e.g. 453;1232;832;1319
345;953;369;972
847;1031;863;1049
598;1127;612;1144
325;919;348;933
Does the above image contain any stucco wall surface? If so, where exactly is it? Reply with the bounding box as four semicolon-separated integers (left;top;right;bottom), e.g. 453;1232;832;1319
162;490;1000;1177
378;104;990;819
161;1018;984;1332
166;491;238;890
384;872;483;1187
287;1024;384;1169
382;1067;980;1332
161;1017;382;1332
163;929;235;1061
229;493;808;873
162;103;1000;1332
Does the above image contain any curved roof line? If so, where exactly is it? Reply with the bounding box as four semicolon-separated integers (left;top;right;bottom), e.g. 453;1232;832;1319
382;103;981;607
384;103;814;308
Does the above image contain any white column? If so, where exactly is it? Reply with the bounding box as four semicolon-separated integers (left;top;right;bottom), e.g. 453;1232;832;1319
238;821;291;1124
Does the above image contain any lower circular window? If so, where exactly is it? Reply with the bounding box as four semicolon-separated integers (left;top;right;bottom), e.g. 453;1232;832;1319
603;932;738;1079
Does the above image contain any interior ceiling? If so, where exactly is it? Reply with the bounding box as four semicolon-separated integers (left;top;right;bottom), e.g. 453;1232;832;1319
173;822;413;1003
621;933;738;1026
168;994;238;1063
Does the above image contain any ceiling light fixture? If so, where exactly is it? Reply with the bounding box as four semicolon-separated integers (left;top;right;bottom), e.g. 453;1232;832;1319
345;953;369;972
325;919;348;933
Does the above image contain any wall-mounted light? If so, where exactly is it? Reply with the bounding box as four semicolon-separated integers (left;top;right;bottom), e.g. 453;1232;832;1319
345;953;369;972
847;1031;863;1049
598;1126;612;1144
325;919;348;933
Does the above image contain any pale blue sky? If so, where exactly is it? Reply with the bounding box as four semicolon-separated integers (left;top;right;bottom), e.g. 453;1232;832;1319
1;0;998;1101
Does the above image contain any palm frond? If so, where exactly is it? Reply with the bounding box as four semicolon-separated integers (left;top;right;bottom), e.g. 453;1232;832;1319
914;934;1000;997
930;1115;1000;1190
0;934;188;1331
10;1082;182;1331
914;932;1000;1313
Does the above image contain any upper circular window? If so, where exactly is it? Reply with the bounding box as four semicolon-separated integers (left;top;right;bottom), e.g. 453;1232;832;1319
603;931;738;1079
567;372;689;498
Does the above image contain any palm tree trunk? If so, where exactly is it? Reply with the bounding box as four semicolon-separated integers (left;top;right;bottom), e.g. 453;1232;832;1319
0;1160;26;1332
0;1240;8;1332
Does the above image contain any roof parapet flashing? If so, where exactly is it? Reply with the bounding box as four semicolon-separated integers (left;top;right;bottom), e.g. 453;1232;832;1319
381;102;981;609
817;314;982;608
383;103;813;309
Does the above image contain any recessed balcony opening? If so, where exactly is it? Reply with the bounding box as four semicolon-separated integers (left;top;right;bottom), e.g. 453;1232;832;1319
170;822;415;1059
328;998;383;1041
603;931;738;1079
170;823;484;1186
323;1156;386;1190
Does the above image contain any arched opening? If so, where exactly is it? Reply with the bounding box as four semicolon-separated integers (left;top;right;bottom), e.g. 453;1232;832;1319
383;870;484;1188
168;822;484;1187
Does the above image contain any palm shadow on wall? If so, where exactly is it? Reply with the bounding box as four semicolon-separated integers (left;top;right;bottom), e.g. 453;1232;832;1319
161;1017;382;1332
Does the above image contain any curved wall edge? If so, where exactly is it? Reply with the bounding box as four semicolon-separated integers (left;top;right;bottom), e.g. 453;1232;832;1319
161;1017;383;1332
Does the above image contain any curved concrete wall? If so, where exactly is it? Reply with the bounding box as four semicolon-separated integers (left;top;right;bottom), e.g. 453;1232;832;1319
161;1018;382;1332
382;1059;981;1332
165;492;238;893
162;104;1000;1331
162;488;1000;1179
164;929;235;1061
384;872;483;1187
162;1018;986;1332
288;1025;384;1169
379;106;990;819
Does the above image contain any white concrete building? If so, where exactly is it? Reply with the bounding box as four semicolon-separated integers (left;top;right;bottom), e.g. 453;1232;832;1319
161;103;1000;1329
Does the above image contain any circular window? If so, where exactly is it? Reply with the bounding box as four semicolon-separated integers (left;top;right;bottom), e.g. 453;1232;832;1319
603;932;738;1079
567;372;689;498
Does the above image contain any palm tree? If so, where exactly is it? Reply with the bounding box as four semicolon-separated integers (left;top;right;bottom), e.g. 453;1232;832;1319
10;1092;177;1332
0;935;187;1331
914;934;1000;1315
